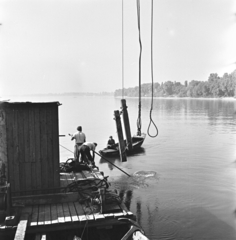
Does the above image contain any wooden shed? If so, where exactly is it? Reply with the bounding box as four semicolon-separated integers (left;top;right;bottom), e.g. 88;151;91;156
0;102;61;196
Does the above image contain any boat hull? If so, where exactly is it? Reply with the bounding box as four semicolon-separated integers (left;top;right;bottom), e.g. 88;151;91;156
99;133;146;157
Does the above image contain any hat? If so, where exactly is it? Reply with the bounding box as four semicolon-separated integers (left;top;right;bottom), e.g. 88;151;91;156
109;136;112;138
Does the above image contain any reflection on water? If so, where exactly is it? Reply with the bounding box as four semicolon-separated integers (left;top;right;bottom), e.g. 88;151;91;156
100;98;236;240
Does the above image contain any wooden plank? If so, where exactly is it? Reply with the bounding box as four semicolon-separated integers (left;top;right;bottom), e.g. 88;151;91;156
30;205;39;226
12;192;80;206
17;108;25;194
92;171;104;180
13;109;20;195
56;203;65;223
14;213;29;240
119;202;133;217
113;212;125;218
22;205;33;215
19;163;26;196
68;202;79;222
60;173;69;188
37;204;45;225
23;107;30;163
92;203;105;221
29;107;36;162
81;203;94;221
21;107;31;195
66;172;74;186
24;163;32;195
31;162;37;194
73;202;87;222
39;107;48;191
46;106;54;189
51;105;60;188
44;204;51;225
102;202;123;214
74;172;85;180
0;109;7;190
50;204;58;224
62;203;72;222
5;108;14;193
35;234;46;240
82;170;95;179
29;108;37;194
34;108;41;193
103;213;114;219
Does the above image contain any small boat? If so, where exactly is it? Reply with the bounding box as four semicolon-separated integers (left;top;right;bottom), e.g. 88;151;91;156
99;133;146;157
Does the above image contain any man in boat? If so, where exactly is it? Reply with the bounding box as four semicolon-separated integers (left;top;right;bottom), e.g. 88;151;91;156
107;136;116;149
70;126;86;163
80;142;97;167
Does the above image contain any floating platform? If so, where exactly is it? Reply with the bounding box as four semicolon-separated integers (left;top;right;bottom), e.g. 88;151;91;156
0;169;136;240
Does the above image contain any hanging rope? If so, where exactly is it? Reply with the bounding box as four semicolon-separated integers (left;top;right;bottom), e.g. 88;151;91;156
122;0;124;99
136;0;142;136
147;0;158;138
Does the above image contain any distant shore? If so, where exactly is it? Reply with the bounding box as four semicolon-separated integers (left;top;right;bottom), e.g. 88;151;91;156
115;96;236;100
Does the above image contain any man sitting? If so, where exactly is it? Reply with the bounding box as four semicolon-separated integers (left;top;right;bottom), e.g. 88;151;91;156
107;136;116;149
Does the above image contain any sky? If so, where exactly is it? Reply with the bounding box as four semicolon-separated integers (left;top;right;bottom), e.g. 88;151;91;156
0;0;236;96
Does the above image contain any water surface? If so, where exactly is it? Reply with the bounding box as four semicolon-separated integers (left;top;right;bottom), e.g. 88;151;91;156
11;96;236;240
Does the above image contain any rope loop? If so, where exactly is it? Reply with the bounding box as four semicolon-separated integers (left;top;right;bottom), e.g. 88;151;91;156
147;108;158;138
147;0;158;138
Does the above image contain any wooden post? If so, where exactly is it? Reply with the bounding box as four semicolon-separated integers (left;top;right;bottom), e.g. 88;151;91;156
114;110;127;162
121;99;133;152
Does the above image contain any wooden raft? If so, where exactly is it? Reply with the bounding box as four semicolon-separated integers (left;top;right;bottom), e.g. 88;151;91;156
1;170;134;239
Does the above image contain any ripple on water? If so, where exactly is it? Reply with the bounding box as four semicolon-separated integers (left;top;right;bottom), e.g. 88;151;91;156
110;171;159;190
133;170;158;178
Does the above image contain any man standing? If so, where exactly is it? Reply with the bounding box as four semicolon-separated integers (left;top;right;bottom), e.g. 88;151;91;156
80;142;97;166
70;126;86;162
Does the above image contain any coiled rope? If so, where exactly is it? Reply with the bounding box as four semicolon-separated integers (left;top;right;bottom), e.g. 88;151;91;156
136;0;142;136
147;0;158;138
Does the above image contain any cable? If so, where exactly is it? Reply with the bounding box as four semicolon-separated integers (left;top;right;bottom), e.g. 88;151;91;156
122;0;124;98
136;0;142;136
147;0;158;138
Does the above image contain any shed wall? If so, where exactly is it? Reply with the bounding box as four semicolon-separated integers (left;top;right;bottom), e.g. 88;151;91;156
1;102;60;195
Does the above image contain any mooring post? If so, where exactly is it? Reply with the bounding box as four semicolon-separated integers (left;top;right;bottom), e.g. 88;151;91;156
121;99;133;152
114;110;127;162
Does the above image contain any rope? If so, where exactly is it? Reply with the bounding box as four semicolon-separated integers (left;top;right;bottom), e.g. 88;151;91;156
94;151;131;177
59;144;74;153
122;0;124;98
147;0;158;138
80;220;88;239
59;144;131;177
136;0;142;136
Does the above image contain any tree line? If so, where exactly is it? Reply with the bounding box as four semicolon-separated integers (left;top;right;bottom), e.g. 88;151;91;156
114;69;236;98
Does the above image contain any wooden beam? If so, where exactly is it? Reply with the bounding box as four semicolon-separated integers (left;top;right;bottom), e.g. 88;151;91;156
14;213;29;240
114;110;127;162
121;99;133;152
12;192;80;206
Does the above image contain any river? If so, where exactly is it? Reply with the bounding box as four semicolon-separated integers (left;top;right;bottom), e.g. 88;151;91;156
9;95;236;239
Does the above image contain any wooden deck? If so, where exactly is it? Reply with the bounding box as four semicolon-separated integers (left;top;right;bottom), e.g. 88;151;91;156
0;170;135;239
